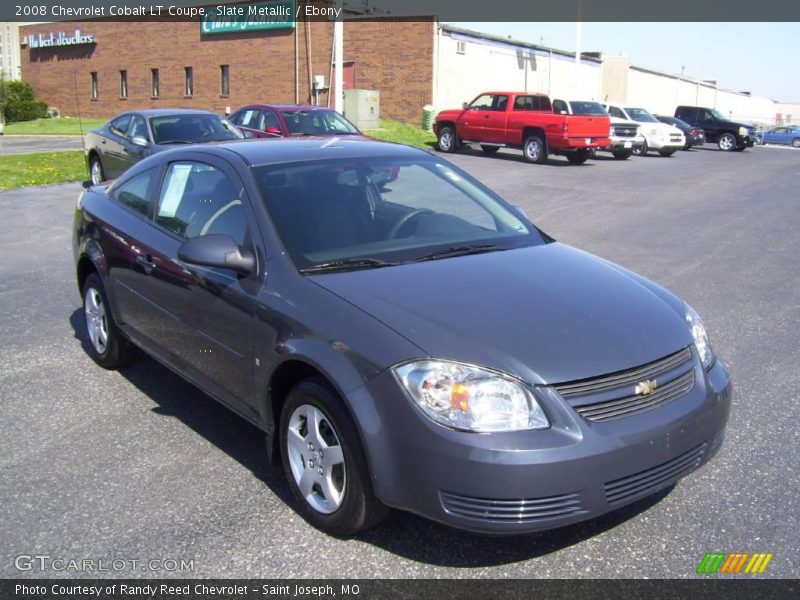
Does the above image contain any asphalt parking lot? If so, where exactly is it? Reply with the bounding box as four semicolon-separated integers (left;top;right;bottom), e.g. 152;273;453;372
0;144;797;579
0;135;84;155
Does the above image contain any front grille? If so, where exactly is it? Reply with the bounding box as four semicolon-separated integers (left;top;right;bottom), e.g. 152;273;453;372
613;125;637;137
555;347;695;422
604;443;706;505
440;491;587;523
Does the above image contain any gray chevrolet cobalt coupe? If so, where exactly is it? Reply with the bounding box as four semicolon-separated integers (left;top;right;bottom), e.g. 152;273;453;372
73;138;731;536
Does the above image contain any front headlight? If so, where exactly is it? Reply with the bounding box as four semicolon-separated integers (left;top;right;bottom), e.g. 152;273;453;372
393;360;549;432
739;126;747;136
685;304;715;369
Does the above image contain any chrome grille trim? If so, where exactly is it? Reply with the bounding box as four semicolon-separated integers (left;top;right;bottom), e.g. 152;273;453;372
440;491;586;522
554;347;692;399
605;443;706;505
575;370;695;422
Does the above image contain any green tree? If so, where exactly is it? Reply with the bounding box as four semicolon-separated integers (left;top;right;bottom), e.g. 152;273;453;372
0;78;48;123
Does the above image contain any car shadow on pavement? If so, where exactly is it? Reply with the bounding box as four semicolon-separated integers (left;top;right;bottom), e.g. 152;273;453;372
455;146;594;167
70;308;677;567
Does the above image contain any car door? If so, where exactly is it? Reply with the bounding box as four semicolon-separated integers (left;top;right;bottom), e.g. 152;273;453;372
459;93;497;141
480;94;510;143
700;109;721;141
102;114;133;178
123;155;261;416
118;114;150;172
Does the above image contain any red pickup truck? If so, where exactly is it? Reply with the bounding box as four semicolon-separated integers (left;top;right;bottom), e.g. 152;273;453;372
433;92;611;165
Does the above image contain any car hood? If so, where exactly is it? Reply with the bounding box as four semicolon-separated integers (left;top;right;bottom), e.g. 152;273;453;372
310;243;693;385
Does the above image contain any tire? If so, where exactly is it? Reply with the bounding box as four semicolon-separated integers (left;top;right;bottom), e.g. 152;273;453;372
280;378;389;537
632;140;648;156
82;273;136;369
612;149;633;160
792;139;800;148
658;149;676;157
89;155;105;185
566;150;589;165
718;133;737;151
480;145;500;155
522;134;547;164
436;125;458;153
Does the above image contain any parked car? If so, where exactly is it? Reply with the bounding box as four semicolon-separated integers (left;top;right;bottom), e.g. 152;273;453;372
84;109;243;184
228;104;364;139
434;91;611;165
758;125;800;147
553;99;644;159
674;106;757;151
74;138;731;536
606;104;685;156
655;115;706;149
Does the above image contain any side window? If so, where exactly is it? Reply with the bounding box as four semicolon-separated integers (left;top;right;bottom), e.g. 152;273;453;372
235;109;263;130
514;96;535;111
263;111;282;132
701;110;715;122
552;99;567;114
469;94;495;110
535;96;552;111
493;95;509;111
112;169;154;216
608;106;625;119
156;162;249;248
110;115;132;138
128;115;148;141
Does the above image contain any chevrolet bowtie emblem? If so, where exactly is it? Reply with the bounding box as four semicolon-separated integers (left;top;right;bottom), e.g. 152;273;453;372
634;379;658;396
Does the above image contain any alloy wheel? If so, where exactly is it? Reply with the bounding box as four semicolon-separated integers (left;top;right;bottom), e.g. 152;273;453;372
718;134;736;151
84;286;109;355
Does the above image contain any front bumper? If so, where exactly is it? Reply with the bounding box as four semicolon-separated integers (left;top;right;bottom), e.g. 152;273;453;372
353;355;731;534
607;134;646;151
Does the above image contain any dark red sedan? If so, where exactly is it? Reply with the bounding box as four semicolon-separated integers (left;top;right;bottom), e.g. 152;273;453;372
228;104;365;139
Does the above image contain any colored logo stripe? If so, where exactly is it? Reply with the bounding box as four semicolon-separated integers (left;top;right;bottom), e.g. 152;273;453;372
697;552;773;574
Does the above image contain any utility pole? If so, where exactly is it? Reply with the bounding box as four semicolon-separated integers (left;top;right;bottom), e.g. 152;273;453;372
333;0;344;114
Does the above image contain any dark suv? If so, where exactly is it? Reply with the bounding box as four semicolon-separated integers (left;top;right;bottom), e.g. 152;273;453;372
674;106;757;152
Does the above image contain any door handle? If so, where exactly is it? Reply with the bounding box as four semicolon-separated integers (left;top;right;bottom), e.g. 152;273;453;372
136;255;156;274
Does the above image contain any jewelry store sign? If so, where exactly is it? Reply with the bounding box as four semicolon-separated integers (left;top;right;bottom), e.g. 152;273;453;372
202;1;296;34
26;29;96;48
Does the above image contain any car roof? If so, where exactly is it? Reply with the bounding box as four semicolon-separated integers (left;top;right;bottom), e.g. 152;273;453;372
234;104;339;112
176;137;432;167
120;109;220;118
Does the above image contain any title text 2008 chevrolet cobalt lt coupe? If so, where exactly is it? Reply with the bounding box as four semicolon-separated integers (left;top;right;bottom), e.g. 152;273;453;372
73;138;731;536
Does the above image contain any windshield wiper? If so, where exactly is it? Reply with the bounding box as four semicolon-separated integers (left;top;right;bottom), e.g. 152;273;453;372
158;139;195;144
408;244;500;264
300;258;397;274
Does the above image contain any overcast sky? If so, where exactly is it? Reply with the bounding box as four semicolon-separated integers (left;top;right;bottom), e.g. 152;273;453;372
451;22;800;102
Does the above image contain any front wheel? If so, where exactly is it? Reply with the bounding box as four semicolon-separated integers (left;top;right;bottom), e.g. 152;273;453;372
82;273;136;369
658;149;676;157
718;133;737;151
280;379;388;537
436;126;458;153
612;149;633;160
632;140;648;156
566;150;589;165
792;139;800;148
522;135;547;164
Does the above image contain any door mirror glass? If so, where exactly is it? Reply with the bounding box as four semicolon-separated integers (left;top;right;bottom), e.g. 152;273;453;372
131;135;149;148
462;102;468;109
178;234;255;275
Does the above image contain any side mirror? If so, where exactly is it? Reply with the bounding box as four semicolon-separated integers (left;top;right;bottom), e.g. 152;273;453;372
178;234;256;276
264;126;282;137
131;135;149;148
462;102;469;109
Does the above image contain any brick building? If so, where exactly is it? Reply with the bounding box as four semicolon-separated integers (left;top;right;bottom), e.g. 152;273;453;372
19;12;435;123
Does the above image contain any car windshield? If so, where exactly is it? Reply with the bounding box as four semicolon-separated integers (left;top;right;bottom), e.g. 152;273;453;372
254;157;545;272
625;108;659;123
569;101;607;116
150;114;244;144
282;110;360;136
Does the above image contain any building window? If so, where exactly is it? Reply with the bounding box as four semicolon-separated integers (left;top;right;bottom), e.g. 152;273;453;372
119;70;128;99
151;68;160;98
456;41;466;54
184;66;193;97
220;64;230;97
90;72;98;100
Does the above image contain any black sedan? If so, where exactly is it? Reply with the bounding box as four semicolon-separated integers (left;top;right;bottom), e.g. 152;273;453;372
655;115;706;149
73;138;731;536
84;109;243;184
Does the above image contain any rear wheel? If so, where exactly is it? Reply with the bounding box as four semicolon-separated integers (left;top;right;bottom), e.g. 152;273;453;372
280;379;388;537
566;150;589;165
632;140;648;156
82;273;136;369
436;126;458;153
480;145;500;155
658;149;676;157
522;135;547;164
612;149;633;160
718;133;737;151
89;156;105;185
